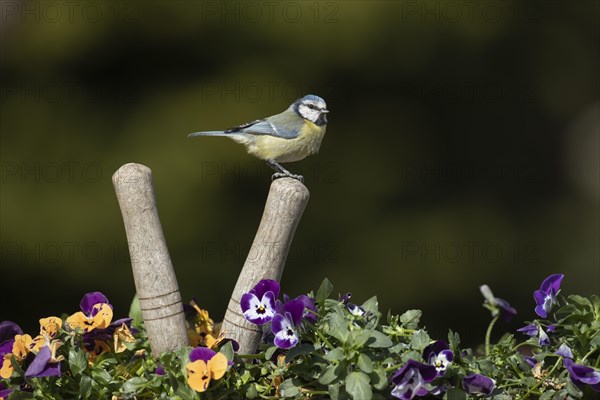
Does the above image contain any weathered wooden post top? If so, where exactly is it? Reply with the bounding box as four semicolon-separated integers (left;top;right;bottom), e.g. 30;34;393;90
112;162;309;356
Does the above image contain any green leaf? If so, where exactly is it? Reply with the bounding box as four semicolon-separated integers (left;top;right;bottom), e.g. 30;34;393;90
69;347;88;376
349;330;371;348
264;345;278;360
123;377;148;394
401;350;422;363
91;368;112;386
357;353;373;373
324;347;345;362
7;392;35;400
590;330;600;348
317;278;334;305
319;363;342;385
279;379;300;398
362;296;379;315
129;294;143;327
286;343;315;362
410;330;430;352
567;295;592;308
448;329;461;351
245;385;259;399
565;380;583;397
345;371;372;400
220;341;235;362
444;387;468;400
326;309;350;343
539;390;556;400
328;383;340;400
490;394;513;400
367;330;393;348
400;309;422;329
370;366;388;390
79;375;93;398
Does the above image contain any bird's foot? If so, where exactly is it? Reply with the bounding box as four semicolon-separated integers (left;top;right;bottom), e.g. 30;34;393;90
271;172;304;183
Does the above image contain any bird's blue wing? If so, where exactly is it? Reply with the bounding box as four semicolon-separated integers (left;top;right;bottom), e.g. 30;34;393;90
224;113;301;139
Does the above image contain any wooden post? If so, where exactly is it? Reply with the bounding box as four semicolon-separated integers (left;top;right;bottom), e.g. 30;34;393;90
112;163;188;356
221;178;310;354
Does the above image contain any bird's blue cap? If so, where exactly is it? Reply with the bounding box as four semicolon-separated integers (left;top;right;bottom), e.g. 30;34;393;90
301;94;325;103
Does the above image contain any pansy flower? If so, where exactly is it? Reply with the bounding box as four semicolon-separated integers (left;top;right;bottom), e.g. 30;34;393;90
185;300;221;347
185;347;228;392
0;321;29;379
423;340;454;377
555;343;574;359
113;322;135;353
462;373;495;395
480;285;517;322
0;382;13;400
24;317;66;378
284;294;318;324
523;356;538;368
563;358;600;392
340;292;365;316
272;298;305;349
31;316;63;351
66;292;113;333
78;317;134;363
24;340;64;378
533;274;564;318
241;279;280;325
517;323;550;346
390;359;437;400
84;340;112;364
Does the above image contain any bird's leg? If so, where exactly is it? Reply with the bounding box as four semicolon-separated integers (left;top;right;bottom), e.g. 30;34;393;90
265;159;304;183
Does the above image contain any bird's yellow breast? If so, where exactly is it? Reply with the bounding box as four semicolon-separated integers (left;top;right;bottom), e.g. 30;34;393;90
248;121;326;163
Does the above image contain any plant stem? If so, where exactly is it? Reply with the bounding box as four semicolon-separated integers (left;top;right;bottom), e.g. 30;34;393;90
485;315;499;356
581;347;597;363
315;330;334;350
521;356;562;400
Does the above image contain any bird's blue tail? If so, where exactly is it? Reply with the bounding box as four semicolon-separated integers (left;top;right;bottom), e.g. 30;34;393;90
188;131;230;138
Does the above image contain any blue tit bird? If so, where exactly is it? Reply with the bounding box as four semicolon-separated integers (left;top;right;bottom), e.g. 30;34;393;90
188;94;329;182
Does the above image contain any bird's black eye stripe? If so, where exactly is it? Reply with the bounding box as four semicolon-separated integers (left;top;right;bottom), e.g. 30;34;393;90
307;104;315;109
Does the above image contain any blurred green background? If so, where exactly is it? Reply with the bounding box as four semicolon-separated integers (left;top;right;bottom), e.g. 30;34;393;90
1;0;598;346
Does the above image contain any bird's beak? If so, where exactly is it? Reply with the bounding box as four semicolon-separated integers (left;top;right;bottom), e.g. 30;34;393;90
322;109;330;114
188;132;202;138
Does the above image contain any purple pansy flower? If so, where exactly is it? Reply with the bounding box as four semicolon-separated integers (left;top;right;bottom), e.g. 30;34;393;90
533;274;564;318
479;285;517;322
555;343;574;359
80;292;112;315
83;317;134;342
563;358;600;392
463;373;495;395
24;346;61;378
272;298;305;349
0;321;23;356
284;294;318;324
517;324;550;346
189;346;233;367
423;341;454;377
390;359;437;400
339;292;365;316
241;279;280;325
0;321;23;344
0;382;13;400
155;366;166;376
190;347;218;363
524;356;538;368
0;321;23;379
340;292;352;304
